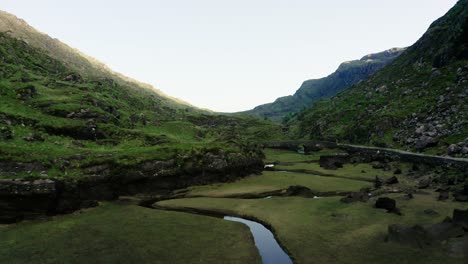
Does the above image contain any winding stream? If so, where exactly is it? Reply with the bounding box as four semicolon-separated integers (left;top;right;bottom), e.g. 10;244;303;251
224;216;293;264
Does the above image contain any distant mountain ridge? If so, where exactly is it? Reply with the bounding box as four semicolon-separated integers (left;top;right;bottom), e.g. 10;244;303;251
294;0;468;156
241;48;405;121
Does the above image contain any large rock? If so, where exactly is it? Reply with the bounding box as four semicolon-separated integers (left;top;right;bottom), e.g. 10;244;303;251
285;185;315;197
375;197;398;213
374;176;383;188
414;136;438;150
16;85;37;100
319;153;350;170
417;177;432;189
63;73;83;83
0;179;57;223
454;183;468;202
438;190;450;201
447;144;461;156
385;176;399;185
340;191;369;203
0;161;46;176
453;209;468;229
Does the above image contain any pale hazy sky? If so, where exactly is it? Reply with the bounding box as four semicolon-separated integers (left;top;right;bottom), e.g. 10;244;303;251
2;0;458;112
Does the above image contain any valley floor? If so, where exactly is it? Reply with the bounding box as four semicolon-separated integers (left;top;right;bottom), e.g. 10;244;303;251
1;148;467;263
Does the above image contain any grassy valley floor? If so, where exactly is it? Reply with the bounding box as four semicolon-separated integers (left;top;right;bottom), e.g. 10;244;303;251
0;203;261;264
156;148;468;264
157;194;467;264
1;148;467;264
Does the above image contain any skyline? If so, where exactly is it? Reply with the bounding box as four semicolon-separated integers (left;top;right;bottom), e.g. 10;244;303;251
1;0;459;112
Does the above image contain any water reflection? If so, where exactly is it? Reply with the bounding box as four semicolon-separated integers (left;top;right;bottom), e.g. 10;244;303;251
224;216;292;264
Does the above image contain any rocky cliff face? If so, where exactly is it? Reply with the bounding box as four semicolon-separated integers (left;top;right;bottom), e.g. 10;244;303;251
241;48;405;121
0;150;264;223
295;0;468;156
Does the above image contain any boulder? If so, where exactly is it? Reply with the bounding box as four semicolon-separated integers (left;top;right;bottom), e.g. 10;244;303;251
319;153;350;170
452;209;468;229
417;177;432;189
375;197;398;213
16;85;37;100
374;176;383;188
63;73;83;83
447;144;461;156
340;191;369;203
461;147;468;155
438;191;450;201
414;136;438;150
285;185;315;197
375;85;388;93
453;183;468;202
385;176;399;185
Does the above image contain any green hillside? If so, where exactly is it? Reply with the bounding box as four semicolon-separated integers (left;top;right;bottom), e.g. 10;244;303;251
293;0;468;156
0;31;282;180
0;10;193;109
242;48;404;122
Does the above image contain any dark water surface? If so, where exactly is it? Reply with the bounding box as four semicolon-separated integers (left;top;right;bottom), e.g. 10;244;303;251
224;216;292;264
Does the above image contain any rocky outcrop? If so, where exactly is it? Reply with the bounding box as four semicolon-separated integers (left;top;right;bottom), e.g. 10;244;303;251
63;73;83;83
0;179;57;223
285;185;315;197
0;161;46;177
319;153;350;170
0;151;264;223
447;140;468;157
42;122;107;140
16;84;37;100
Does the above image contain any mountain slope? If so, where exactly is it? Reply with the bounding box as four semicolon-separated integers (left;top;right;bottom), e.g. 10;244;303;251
0;18;284;181
242;48;405;121
0;10;192;109
294;0;468;156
